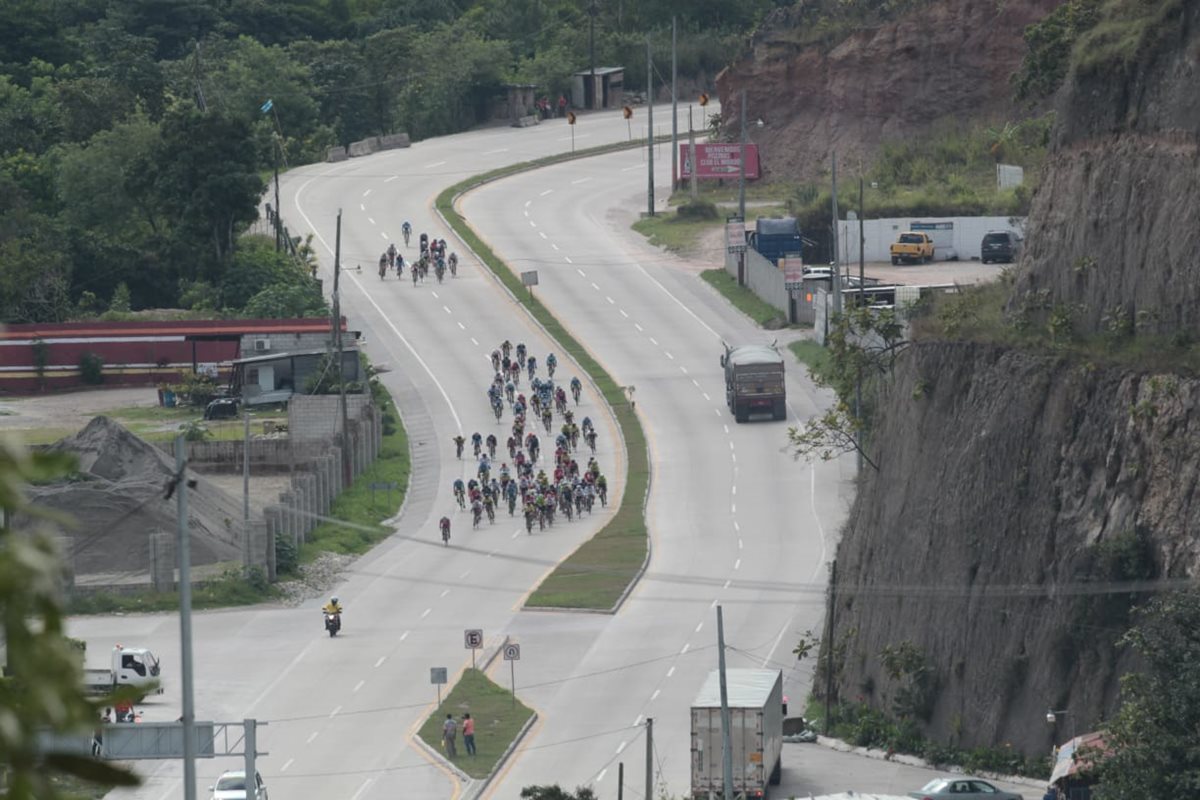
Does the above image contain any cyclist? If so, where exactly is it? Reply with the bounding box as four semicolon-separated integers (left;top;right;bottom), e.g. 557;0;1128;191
471;431;483;458
501;340;513;359
527;356;537;381
546;353;557;378
448;252;458;276
386;243;397;267
440;516;451;545
570;377;582;404
452;434;465;459
402;221;412;246
485;433;498;459
453;478;466;509
516;343;527;367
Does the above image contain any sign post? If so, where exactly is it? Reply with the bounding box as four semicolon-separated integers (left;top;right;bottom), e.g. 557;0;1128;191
464;629;484;670
503;643;521;707
431;667;447;707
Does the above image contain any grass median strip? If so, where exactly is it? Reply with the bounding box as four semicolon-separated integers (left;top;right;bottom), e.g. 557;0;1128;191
416;668;534;780
700;268;790;328
437;141;654;611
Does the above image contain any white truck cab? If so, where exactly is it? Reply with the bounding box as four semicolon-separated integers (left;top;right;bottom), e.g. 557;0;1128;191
85;644;163;694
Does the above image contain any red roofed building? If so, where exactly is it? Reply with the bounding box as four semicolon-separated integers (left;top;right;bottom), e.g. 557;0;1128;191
0;318;346;394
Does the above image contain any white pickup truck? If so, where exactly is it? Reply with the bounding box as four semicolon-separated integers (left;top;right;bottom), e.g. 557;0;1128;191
84;644;163;695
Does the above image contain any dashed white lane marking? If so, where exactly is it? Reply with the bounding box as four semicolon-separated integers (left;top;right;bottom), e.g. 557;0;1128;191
426;160;447;168
529;220;537;228
488;148;510;155
634;323;643;332
565;256;574;264
667;666;676;678
570;176;592;184
460;570;471;579
649;337;659;345
715;408;722;416
440;589;450;598
724;579;732;589
379;231;388;239
384;175;398;183
524;200;531;207
681;643;690;655
523;209;529;217
351;778;374;800
362;189;372;197
511;530;520;539
457;322;466;330
443;305;452;314
606;296;614;304
306;732;319;744
723;424;729;434
633;714;643;727
353;680;365;693
590;282;600;290
738;538;744;550
703;392;711;401
620;309;629;317
681;366;688;374
374;656;386;668
431;290;439;298
540;189;553;196
695;622;704;633
734;520;740;532
734;559;742;570
330;705;342;717
576;268;585;277
552;243;559;251
470;337;479;345
400;631;410;641
650;688;661;701
597;768;608;783
621;165;640;172
421;608;431;618
368;216;376;225
732;452;737;463
729;441;735;450
665;351;674;360
731;503;737;513
539;231;548;240
281;758;294;772
710;599;718;609
691;379;699;387
616;740;627;755
732;485;737;496
359;203;365;211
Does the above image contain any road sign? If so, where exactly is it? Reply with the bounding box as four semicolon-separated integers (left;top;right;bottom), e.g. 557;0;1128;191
521;270;539;287
699;92;709;106
622;105;633;119
725;219;746;253
430;667;447;685
464;629;483;650
567;111;577;125
783;257;805;291
680;143;761;180
503;643;521;661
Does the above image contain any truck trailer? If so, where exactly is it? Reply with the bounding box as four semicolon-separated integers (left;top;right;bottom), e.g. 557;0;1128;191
690;668;784;799
720;344;786;422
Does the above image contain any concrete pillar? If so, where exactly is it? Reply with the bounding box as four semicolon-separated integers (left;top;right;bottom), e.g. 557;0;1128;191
280;491;295;543
149;532;174;592
314;459;330;516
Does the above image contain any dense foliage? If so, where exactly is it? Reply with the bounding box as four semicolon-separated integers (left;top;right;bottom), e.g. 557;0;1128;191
0;0;788;321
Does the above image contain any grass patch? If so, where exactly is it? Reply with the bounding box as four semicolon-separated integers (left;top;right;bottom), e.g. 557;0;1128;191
789;340;830;376
437;138;657;610
632;212;722;255
668;178;796;207
297;386;410;564
700;269;789;328
67;567;278;615
416;668;534;779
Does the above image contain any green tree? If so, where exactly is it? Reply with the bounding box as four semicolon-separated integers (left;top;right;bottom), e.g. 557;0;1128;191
1096;591;1200;797
242;282;327;319
221;235;299;310
519;786;597;800
0;439;140;798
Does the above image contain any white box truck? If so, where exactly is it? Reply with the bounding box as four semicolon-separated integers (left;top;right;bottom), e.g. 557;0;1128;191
690;668;783;799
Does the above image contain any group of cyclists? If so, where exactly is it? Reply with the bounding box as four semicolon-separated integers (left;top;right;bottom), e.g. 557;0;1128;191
377;221;459;285
439;339;608;543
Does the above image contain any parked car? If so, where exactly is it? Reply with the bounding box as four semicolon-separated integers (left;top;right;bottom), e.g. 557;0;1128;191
890;231;935;264
210;770;268;800
909;777;1022;800
980;230;1022;264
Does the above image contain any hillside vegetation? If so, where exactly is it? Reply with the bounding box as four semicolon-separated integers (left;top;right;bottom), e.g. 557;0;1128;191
0;0;790;322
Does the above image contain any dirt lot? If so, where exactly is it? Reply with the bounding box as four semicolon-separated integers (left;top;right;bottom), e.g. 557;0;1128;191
860;259;1005;286
0;387;160;436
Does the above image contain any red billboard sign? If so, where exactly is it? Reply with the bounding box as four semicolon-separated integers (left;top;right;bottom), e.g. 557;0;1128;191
680;143;761;180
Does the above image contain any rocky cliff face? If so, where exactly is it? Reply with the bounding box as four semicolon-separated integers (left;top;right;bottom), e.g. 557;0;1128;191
831;340;1199;752
1011;3;1199;337
715;0;1058;180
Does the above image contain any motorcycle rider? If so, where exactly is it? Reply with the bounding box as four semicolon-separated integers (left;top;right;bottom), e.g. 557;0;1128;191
323;596;343;616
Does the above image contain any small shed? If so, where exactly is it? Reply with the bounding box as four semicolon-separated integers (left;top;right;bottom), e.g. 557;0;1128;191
573;67;624;110
502;83;539;123
231;348;361;406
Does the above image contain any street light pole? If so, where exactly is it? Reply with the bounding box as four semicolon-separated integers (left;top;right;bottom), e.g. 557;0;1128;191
738;88;747;221
671;17;678;191
646;37;654;217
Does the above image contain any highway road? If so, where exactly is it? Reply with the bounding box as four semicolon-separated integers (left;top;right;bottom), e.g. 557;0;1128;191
63;103;906;800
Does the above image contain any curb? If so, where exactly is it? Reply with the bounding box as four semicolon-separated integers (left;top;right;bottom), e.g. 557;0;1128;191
465;711;540;800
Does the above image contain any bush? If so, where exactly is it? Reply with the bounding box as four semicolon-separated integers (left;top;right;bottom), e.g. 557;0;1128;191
275;532;298;575
78;351;104;384
676;199;720;220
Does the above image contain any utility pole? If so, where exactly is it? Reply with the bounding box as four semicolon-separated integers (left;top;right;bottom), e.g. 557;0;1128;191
244;719;258;800
192;43;207;112
738;89;747;221
644;718;654;800
242;408;250;573
831;153;842;314
688;105;698;202
823;560;838;736
646;38;654;217
175;437;197;800
856;177;865;472
588;0;597;108
332;210;351;485
617;761;624;800
717;605;735;800
671;17;678;191
273;152;282;252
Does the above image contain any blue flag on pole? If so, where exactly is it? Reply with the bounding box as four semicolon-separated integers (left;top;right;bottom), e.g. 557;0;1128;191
260;99;273;113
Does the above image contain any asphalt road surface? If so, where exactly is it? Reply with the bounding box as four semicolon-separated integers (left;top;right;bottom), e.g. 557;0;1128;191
69;105;874;800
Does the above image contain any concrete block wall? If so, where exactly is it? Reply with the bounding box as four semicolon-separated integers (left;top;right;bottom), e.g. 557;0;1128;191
289;394;373;441
327;146;348;162
238;331;334;356
725;247;789;314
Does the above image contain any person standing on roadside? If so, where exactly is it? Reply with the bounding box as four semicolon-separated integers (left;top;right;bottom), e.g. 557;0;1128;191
557;94;567;118
462;713;476;756
442;713;458;757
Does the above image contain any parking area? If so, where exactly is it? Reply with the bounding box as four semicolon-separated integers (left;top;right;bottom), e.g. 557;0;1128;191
859;259;1007;287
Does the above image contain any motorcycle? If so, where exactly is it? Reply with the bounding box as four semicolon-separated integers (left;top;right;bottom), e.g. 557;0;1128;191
324;611;341;637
